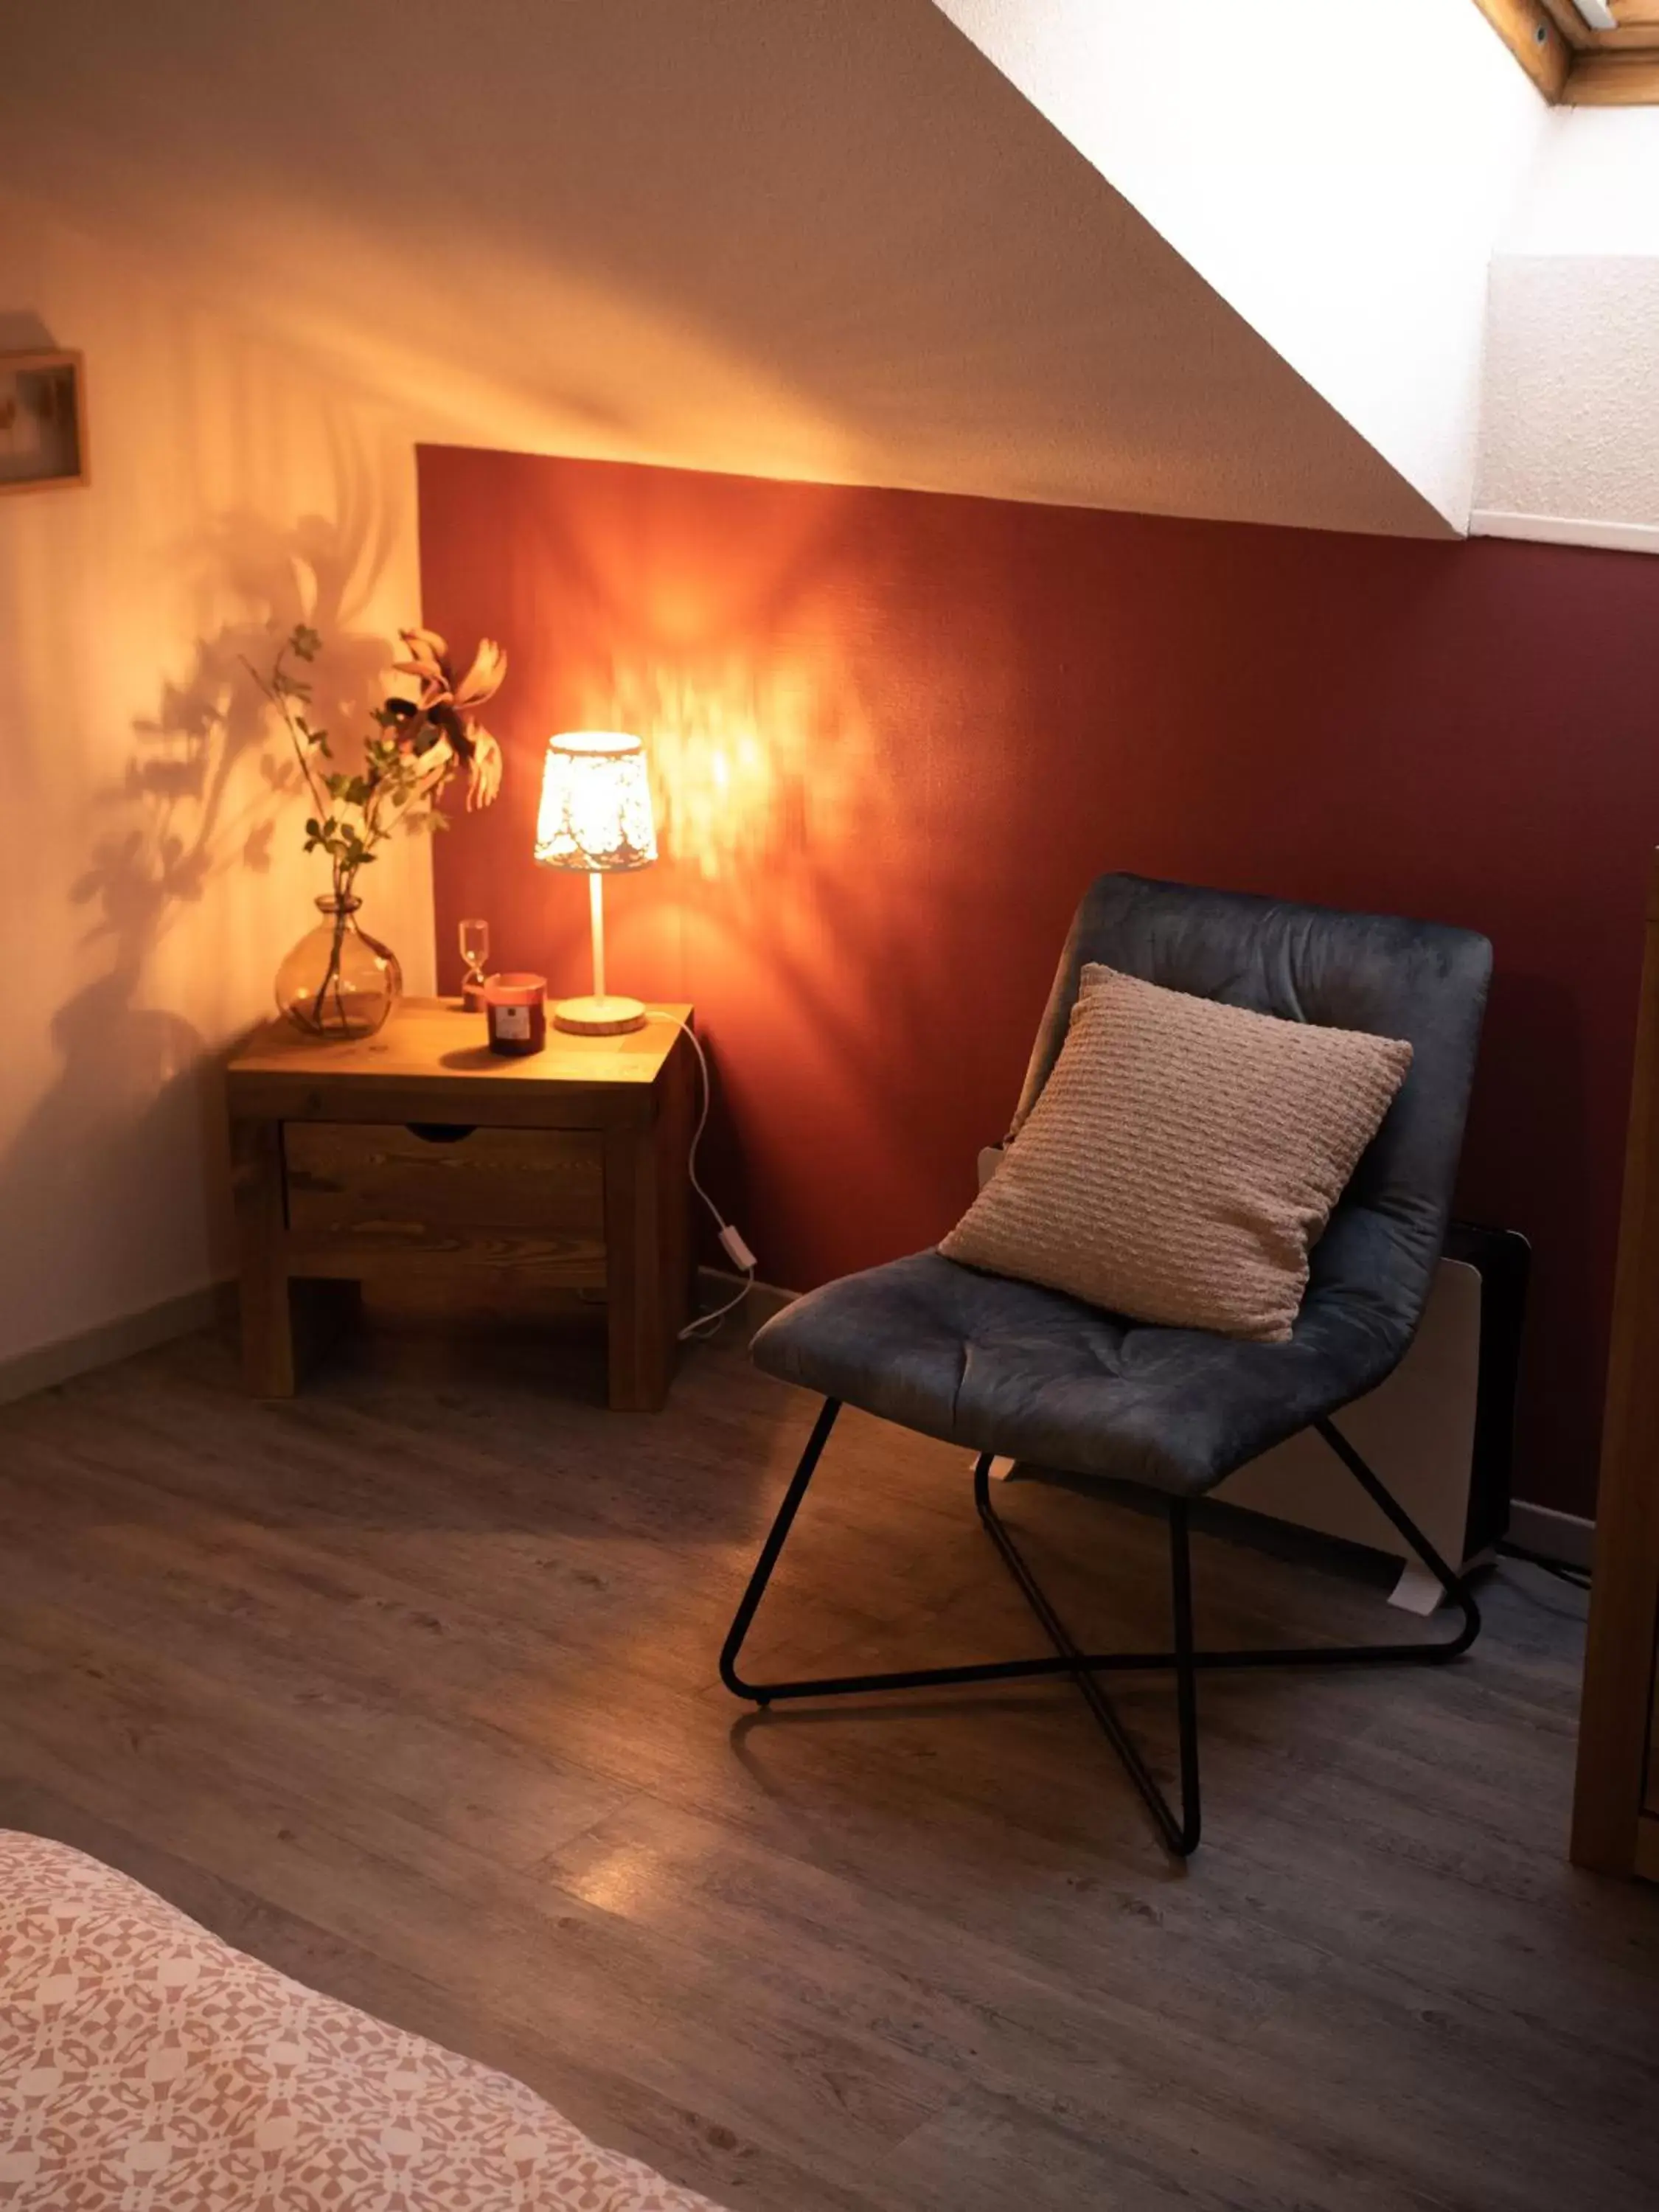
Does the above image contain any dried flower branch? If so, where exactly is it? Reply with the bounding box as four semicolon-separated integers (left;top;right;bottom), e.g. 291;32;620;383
246;622;507;1025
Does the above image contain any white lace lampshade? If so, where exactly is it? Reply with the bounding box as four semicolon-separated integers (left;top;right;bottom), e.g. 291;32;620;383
535;731;658;1034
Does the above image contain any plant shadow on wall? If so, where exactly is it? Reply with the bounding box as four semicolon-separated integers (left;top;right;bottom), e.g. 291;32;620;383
576;657;902;1035
588;658;895;1052
0;513;401;1336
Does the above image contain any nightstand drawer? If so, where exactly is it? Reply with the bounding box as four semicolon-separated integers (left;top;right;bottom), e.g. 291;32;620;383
282;1121;606;1283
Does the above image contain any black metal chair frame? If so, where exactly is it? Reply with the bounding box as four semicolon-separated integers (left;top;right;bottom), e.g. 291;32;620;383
719;1396;1481;1858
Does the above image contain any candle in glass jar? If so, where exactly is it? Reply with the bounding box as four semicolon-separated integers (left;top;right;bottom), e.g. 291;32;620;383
482;972;548;1056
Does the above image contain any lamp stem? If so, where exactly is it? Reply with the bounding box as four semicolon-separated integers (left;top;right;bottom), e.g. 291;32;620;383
588;869;606;1001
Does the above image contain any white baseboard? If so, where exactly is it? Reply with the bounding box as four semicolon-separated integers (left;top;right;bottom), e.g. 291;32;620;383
1469;508;1659;559
0;1283;234;1409
1509;1497;1596;1571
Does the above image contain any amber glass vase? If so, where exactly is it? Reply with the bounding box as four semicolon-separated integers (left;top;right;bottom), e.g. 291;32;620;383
274;894;402;1040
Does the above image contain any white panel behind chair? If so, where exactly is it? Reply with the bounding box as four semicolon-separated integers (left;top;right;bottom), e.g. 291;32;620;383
973;1144;1498;1613
1214;1259;1484;1613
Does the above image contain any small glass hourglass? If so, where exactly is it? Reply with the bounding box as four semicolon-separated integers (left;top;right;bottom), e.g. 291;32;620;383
458;917;491;1011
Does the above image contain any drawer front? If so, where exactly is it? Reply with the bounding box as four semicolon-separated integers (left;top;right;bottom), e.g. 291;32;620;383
283;1122;605;1284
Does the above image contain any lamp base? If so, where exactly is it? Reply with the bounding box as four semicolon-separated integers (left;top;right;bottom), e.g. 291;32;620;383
552;993;648;1037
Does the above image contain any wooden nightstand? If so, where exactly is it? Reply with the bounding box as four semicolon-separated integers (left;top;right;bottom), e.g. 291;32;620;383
226;998;695;1410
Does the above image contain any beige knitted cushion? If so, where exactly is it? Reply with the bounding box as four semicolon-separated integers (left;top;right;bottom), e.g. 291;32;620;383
940;964;1413;1343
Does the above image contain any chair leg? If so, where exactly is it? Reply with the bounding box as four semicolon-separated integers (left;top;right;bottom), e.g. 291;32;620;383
1310;1415;1481;1658
718;1399;1481;1858
1170;1499;1202;1848
720;1403;1086;1704
719;1395;843;1705
972;1452;1202;1856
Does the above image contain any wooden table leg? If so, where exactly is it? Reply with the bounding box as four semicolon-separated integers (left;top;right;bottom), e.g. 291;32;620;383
230;1116;296;1397
603;1037;696;1411
604;1121;667;1411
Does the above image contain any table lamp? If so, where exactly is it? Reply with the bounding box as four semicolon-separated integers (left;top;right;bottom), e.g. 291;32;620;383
535;729;658;1034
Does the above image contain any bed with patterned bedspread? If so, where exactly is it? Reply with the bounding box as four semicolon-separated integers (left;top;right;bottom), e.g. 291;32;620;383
0;1830;722;2211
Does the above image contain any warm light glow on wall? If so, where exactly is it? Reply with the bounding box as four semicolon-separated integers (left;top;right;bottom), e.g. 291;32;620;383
583;656;876;883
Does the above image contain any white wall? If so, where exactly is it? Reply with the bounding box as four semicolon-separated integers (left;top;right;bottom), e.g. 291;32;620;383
1500;107;1659;257
1473;109;1659;552
0;197;435;1375
935;0;1549;529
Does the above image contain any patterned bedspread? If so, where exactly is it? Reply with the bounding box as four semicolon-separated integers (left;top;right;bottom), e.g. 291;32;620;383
0;1831;722;2211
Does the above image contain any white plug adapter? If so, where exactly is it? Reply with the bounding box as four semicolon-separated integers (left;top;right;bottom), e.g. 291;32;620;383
719;1222;757;1273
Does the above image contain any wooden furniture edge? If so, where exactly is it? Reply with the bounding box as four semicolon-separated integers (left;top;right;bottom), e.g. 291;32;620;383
1470;0;1576;98
229;1116;294;1396
225;1073;659;1128
1565;47;1659;100
1590;1;1659;42
601;1025;695;1411
1571;849;1659;1875
1470;0;1659;102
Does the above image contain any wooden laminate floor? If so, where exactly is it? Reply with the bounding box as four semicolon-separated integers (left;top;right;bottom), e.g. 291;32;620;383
0;1303;1655;2212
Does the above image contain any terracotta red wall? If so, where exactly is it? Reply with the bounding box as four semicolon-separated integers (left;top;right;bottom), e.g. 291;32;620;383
418;445;1659;1519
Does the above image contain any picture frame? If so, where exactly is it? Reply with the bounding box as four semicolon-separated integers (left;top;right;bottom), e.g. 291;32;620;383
0;350;88;495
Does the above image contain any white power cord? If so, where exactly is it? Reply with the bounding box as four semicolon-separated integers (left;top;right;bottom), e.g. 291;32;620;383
645;1012;758;1340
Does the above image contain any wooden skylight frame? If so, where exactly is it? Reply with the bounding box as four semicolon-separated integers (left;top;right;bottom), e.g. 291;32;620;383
1472;0;1659;103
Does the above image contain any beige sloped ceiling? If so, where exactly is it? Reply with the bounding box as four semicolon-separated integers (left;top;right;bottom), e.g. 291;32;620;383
0;0;1455;536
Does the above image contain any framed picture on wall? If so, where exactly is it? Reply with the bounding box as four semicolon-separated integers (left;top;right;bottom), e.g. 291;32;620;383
0;350;88;494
